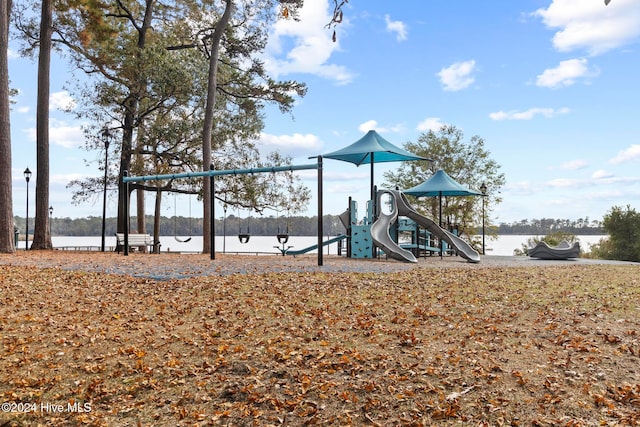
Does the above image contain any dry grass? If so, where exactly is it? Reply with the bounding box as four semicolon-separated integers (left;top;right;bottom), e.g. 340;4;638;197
0;255;639;426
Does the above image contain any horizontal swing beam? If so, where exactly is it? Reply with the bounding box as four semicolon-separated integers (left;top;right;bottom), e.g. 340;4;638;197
123;163;319;183
120;157;324;266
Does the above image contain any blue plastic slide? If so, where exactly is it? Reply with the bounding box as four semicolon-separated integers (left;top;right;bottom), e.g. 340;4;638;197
285;235;348;256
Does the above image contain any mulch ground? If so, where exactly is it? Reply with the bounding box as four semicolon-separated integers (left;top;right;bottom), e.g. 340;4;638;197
0;252;639;426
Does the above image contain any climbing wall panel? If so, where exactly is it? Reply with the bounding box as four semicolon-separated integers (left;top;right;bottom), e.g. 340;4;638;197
350;224;372;258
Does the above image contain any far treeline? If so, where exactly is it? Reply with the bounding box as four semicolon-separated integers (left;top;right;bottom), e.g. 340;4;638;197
14;215;604;237
497;218;604;235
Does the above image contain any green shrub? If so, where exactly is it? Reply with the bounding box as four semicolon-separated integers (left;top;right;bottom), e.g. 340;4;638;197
585;236;614;260
591;205;640;262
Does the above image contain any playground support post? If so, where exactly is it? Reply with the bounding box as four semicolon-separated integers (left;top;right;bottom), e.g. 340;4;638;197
317;156;323;266
210;164;215;260
122;171;129;256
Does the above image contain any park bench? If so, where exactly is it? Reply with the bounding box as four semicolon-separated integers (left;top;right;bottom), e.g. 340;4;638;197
115;233;156;253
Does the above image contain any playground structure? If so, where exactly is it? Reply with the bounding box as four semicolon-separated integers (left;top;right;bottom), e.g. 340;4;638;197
121;157;480;265
334;189;479;263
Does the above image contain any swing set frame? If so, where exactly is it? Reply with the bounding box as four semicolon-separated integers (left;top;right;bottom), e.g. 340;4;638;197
121;157;325;265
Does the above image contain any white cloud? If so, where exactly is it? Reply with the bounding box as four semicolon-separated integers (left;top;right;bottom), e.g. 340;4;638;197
416;117;446;132
591;176;639;186
560;159;588;170
327;181;367;195
358;120;380;133
533;0;640;55
263;0;353;85
51;173;90;185
533;171;637;194
50;91;76;111
324;171;369;182
489;107;570;121
536;58;598;88
356;120;404;134
548;177;581;188
258;132;323;157
609;144;640;164
592;169;614;179
50;122;85;149
384;14;408;41
505;181;535;195
436;60;476;91
25;119;85;149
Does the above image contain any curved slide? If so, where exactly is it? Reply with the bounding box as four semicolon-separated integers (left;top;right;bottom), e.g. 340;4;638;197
370;198;417;263
371;190;480;263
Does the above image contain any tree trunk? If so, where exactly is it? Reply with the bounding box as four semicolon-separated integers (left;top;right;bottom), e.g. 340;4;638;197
136;187;146;251
116;114;134;236
116;0;155;239
0;0;14;253
135;128;146;250
153;188;161;253
32;0;53;250
202;0;234;253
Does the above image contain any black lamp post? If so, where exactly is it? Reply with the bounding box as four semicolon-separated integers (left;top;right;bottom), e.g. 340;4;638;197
480;182;487;255
24;167;32;250
101;128;112;252
49;206;53;236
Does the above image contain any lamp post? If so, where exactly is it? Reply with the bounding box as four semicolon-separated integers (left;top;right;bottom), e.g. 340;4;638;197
100;128;112;252
480;182;487;255
49;206;53;236
24;167;32;250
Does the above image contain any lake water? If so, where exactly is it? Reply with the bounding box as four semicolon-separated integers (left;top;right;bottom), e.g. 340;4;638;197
49;234;608;256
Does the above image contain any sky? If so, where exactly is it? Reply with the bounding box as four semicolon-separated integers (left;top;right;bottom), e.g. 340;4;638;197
7;0;640;226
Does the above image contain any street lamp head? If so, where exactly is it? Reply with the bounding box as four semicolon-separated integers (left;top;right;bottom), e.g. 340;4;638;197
480;182;487;195
24;167;32;183
101;127;112;149
49;206;53;216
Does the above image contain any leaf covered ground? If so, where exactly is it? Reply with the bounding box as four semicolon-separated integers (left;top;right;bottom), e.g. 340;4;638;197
0;254;639;426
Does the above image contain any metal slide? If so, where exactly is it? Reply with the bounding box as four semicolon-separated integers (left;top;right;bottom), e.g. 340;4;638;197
371;190;480;263
370;195;418;263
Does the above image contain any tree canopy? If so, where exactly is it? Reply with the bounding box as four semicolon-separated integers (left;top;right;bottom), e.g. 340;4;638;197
384;125;505;244
13;0;310;252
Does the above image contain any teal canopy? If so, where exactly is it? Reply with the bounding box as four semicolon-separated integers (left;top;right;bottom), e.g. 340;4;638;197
404;169;481;198
323;130;430;200
323;130;428;166
404;169;482;258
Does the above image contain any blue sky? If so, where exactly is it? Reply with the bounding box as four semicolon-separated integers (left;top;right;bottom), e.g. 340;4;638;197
8;0;640;225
